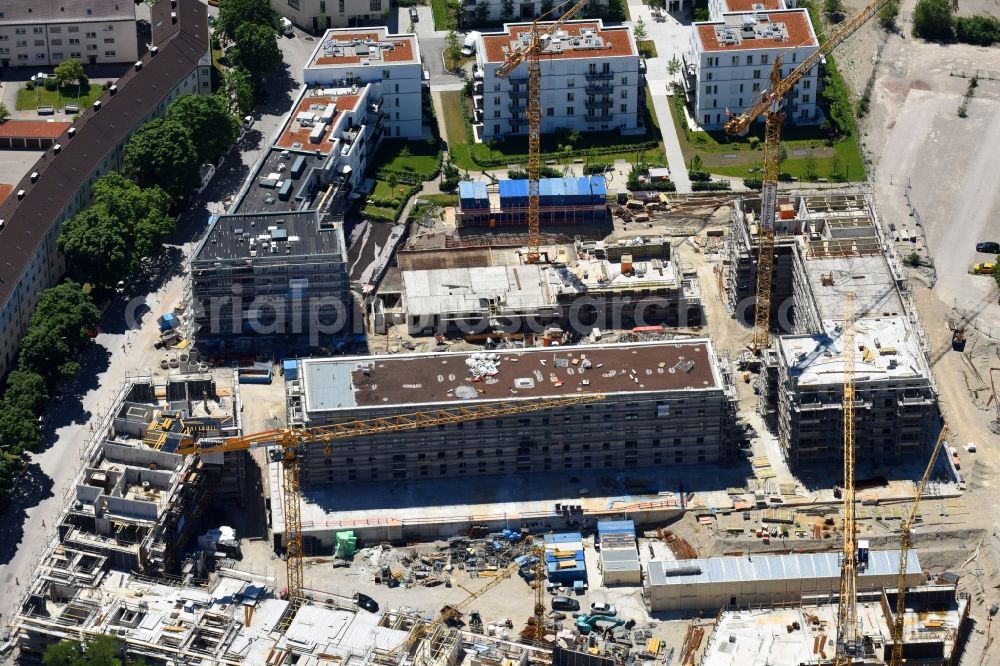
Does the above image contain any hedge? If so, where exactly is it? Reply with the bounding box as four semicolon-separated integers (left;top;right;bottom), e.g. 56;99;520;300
363;183;422;223
691;180;732;191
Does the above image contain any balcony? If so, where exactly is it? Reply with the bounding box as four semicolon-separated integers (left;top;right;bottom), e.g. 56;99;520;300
585;82;613;94
585;97;613;110
508;88;528;98
509;102;526;113
585;71;614;81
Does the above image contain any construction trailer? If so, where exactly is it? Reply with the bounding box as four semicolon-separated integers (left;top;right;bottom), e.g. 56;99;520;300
597;520;641;586
544;532;587;586
456;177;609;228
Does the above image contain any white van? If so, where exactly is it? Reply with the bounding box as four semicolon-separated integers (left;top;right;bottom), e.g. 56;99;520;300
280;17;294;36
461;31;481;56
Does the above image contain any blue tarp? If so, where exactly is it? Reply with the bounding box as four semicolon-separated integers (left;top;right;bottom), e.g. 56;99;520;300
158;313;178;332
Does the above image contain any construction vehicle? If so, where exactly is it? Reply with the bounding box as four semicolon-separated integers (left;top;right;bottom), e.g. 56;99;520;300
175;394;604;600
576;614;626;635
889;426;949;666
835;292;860;666
495;0;588;264
723;0;893;353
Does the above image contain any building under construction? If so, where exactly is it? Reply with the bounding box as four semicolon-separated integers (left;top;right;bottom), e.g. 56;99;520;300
698;584;969;666
373;236;702;336
725;189;938;465
456;177;609;228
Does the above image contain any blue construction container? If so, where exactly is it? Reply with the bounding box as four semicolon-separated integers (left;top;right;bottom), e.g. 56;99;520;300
540;177;566;206
459;181;489;210
547;558;587;584
589;175;607;202
282;360;299;380
597;520;636;538
545;532;583;544
499;179;529;209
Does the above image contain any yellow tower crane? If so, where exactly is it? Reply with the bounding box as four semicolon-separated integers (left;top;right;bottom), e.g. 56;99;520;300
889;425;949;666
495;0;588;264
723;0;891;352
176;394;604;600
835;292;859;665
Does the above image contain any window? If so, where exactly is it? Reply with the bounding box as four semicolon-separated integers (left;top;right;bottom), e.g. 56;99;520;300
51;39;62;45
704;84;711;94
620;89;627;99
566;106;573;115
730;56;737;65
104;24;114;31
36;52;44;59
69;38;80;44
704;114;710;124
33;27;43;34
546;107;553;116
752;82;760;92
493;96;499;105
288;0;300;8
0;48;9;55
493;110;500;118
567;92;574;101
803;79;811;89
336;0;342;13
14;28;25;35
761;54;769;64
493;123;500;134
86;44;97;51
801;94;809;103
71;51;80;57
620;76;627;84
706;72;712;80
567;78;574;87
370;0;382;10
382;69;390;79
753;69;760;79
746;55;752;65
394;83;398;92
34;39;44;46
104;50;115;57
68;26;79;33
620;103;627;113
104;37;114;43
86;32;96;39
0;35;6;41
16;40;27;47
493;82;500;91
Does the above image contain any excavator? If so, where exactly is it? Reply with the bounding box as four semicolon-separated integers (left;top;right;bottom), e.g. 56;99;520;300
576;614;627;635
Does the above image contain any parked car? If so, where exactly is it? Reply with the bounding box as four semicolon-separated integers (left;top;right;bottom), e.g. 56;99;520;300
354;592;379;613
409;7;419;22
966;442;977;453
971;262;996;275
552;596;580;611
976;241;1000;254
590;602;617;616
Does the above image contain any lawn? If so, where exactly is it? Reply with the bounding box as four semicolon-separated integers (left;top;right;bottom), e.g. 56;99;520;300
431;0;453;30
16;84;101;110
667;89;865;182
638;40;658;59
440;90;476;171
370;138;441;179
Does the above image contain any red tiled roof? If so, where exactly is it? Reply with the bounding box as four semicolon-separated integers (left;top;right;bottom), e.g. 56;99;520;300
0;184;12;205
275;94;360;154
0;120;72;140
482;21;636;64
696;10;816;52
722;0;784;11
311;31;417;66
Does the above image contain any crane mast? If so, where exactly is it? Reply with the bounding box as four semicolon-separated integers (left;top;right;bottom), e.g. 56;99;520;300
723;0;891;352
889;426;949;666
495;0;588;263
176;394;604;599
835;292;859;665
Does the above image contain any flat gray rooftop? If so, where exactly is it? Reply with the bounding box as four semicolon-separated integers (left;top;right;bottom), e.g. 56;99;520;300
194;210;343;263
300;340;722;414
234;149;325;215
804;253;904;321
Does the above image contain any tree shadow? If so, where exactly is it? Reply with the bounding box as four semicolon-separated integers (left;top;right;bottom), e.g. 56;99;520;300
0;462;55;566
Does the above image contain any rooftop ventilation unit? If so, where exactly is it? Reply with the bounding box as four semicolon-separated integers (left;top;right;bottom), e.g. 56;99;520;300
67;127;76;138
16;190;26;200
93;100;102;111
171;11;177;23
109;84;118;95
150;46;159;56
53;143;62;154
134;60;143;71
30;172;39;183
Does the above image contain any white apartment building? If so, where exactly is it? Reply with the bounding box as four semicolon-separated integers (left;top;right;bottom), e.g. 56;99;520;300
303;28;423;139
708;0;789;21
0;0;138;68
274;0;388;33
686;8;819;130
474;20;640;140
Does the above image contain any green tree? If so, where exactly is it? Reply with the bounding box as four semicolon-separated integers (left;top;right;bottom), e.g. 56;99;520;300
16;281;99;385
913;0;953;40
43;635;130;666
230;22;284;80
54;58;88;90
501;0;515;20
823;0;845;18
831;154;843;181
59;173;175;286
541;0;554;16
607;0;627;20
167;94;240;164
0;102;10;124
4;370;49;414
634;18;648;40
216;0;280;41
666;55;681;77
878;0;900;30
123;119;200;202
446;30;462;63
804;155;818;181
688;154;704;171
778;142;788;163
474;2;490;24
220;66;255;117
0;401;42;456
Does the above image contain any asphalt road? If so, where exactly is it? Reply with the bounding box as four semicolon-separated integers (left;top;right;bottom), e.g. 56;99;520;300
0;28;315;637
